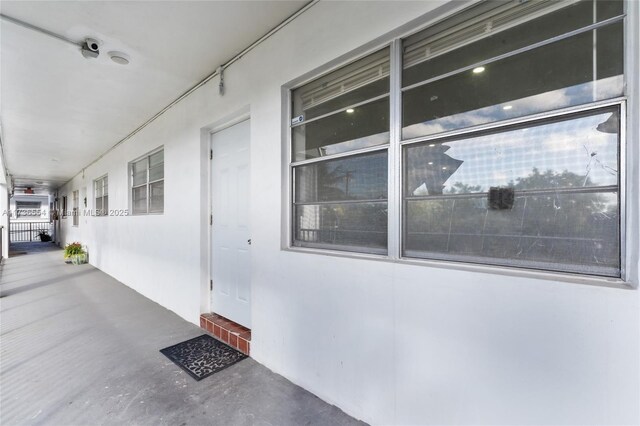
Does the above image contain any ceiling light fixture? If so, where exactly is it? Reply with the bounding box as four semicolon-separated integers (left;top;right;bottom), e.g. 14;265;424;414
429;144;435;147
472;66;485;74
109;51;130;65
503;105;513;110
346;108;355;113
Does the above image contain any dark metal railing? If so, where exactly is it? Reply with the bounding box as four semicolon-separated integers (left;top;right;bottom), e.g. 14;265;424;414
9;221;51;242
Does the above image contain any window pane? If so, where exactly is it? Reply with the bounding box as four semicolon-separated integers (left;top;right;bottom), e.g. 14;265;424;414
403;0;619;87
95;183;103;198
403;106;620;277
404;192;619;276
295;151;387;203
149;164;164;182
402;23;623;139
132;186;147;214
292;98;389;161
103;180;108;196
149;181;164;213
103;196;108;215
95;197;102;214
405;107;619;196
294;202;387;252
132;159;147;186
292;48;389;120
150;150;164;167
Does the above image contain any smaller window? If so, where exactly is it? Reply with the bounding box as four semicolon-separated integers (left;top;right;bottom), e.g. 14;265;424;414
72;190;79;226
15;201;42;218
62;196;67;218
94;176;108;216
130;148;164;215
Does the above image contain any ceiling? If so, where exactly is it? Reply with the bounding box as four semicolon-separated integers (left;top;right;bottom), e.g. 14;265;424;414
0;0;307;194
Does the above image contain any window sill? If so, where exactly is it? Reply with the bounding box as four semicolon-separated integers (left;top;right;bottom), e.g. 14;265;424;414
282;246;634;289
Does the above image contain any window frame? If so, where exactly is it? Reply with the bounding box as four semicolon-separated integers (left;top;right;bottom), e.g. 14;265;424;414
15;201;42;219
94;175;109;217
61;195;67;218
72;190;79;227
400;101;625;278
128;146;164;216
289;45;394;254
283;0;633;285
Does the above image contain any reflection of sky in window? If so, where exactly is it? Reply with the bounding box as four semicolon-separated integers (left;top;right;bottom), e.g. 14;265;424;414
402;75;623;139
435;110;618;193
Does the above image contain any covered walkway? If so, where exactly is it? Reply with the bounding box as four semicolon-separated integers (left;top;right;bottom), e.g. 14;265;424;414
0;247;363;425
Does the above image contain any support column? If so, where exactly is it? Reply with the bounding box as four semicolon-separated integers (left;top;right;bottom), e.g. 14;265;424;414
0;184;9;258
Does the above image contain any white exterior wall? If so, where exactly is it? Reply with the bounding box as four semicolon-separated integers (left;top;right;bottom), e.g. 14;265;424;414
10;194;50;221
58;1;640;424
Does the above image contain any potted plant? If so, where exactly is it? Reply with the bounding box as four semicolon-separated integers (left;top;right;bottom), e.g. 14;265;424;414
64;242;87;265
38;230;52;242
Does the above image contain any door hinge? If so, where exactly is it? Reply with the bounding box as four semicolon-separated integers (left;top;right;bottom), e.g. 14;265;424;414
210;149;213;160
210;279;213;291
210;214;213;226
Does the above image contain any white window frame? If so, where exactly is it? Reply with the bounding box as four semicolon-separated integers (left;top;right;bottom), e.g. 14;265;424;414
15;201;42;219
72;190;79;227
283;0;635;286
61;195;67;218
94;175;108;217
128;146;164;215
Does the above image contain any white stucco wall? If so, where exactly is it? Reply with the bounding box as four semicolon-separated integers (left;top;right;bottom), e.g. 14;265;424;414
10;194;50;221
58;1;640;424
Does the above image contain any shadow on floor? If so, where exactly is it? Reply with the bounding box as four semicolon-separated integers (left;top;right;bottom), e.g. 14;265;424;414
9;241;61;256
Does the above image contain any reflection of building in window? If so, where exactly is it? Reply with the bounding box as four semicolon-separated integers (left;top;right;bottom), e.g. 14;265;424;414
404;108;620;277
405;144;463;196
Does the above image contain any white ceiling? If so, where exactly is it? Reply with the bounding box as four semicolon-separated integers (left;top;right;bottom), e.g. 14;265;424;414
0;0;307;193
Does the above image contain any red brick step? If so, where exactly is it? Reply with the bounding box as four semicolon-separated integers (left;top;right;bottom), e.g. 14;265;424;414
200;313;251;355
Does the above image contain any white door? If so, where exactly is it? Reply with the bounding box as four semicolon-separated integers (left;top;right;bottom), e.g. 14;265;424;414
210;119;251;328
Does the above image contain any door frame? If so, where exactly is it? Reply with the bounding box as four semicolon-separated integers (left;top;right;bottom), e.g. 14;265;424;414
200;108;251;319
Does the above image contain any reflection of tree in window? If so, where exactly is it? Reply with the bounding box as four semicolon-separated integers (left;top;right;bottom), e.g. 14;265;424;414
406;143;463;195
405;166;618;273
295;152;388;250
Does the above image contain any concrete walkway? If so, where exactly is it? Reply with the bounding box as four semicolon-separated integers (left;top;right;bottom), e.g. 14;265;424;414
0;248;364;426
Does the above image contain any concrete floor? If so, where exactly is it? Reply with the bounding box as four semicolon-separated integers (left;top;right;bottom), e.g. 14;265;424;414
0;245;365;426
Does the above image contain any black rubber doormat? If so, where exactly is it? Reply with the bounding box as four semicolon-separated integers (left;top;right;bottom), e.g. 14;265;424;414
160;334;247;381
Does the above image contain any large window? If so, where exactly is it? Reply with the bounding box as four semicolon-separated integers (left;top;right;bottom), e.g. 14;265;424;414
130;148;164;215
94;175;108;216
288;0;626;278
